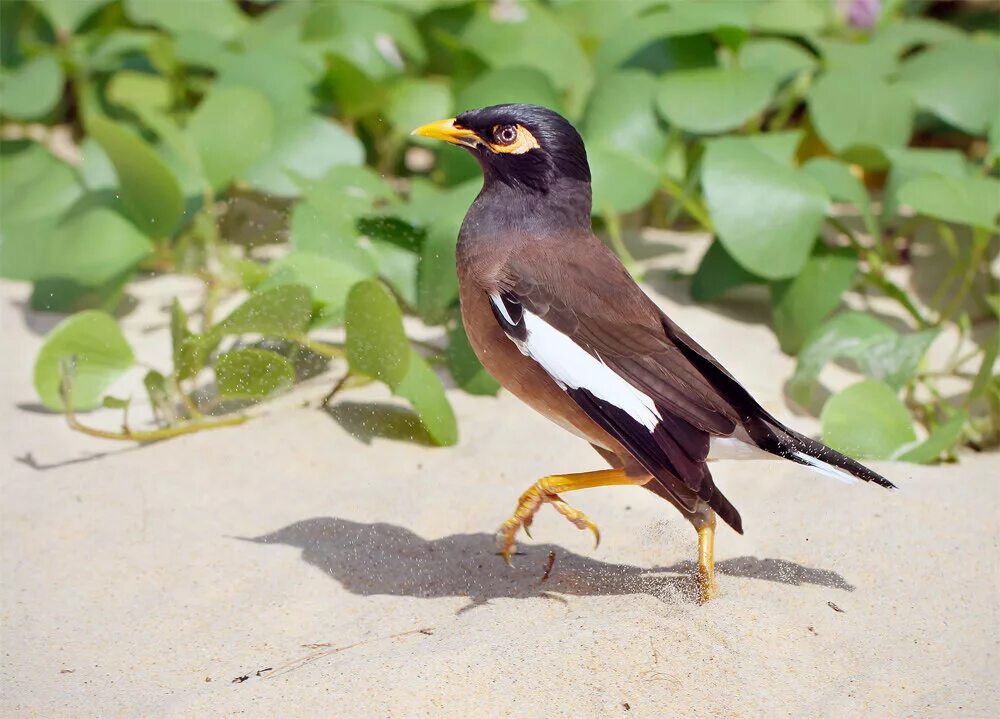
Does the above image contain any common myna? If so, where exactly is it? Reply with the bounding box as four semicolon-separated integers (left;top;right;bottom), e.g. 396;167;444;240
413;104;893;602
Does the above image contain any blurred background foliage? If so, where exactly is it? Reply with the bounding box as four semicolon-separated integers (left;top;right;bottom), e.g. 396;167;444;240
1;0;997;460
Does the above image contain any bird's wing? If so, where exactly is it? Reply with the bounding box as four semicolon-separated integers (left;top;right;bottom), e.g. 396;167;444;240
488;247;745;532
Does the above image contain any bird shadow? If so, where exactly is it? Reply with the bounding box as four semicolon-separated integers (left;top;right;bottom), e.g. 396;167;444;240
242;517;854;606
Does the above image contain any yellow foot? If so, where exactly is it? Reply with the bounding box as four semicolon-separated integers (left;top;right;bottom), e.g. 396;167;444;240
496;469;638;564
697;516;717;604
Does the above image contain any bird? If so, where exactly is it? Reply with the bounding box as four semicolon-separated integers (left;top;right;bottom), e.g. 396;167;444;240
412;104;894;603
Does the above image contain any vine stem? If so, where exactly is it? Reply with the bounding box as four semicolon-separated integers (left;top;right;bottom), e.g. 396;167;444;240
660;176;714;232
59;365;246;441
602;208;640;278
828;216;932;329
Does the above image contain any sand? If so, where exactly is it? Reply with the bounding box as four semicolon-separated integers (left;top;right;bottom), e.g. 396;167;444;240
1;271;997;719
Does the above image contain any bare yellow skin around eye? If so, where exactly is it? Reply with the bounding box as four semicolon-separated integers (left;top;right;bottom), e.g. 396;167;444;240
488;124;541;155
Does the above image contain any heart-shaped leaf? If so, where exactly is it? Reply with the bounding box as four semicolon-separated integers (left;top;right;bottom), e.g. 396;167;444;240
448;318;500;396
770;245;858;354
702;137;828;279
740;38;817;83
821;380;916;460
34;311;135;411
582;70;664;157
808;70;914;167
897;41;1000;135
690;239;764;302
187;85;274;191
589;144;661;215
0;55;64;120
243;115;364;197
345;279;412;387
87;114;184;237
882;147;968;222
260;251;372;327
33;0;112;31
456;67;563;114
124;0;247;40
656;67;776;134
394;352;458;446
215;284;313;339
387;78;452;136
215;348;295;399
897;175;999;232
802;157;878;238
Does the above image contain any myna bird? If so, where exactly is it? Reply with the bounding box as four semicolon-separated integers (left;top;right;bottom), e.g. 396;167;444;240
412;104;894;602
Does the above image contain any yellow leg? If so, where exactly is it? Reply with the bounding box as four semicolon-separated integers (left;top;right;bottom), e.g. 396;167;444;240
497;468;642;564
697;513;717;603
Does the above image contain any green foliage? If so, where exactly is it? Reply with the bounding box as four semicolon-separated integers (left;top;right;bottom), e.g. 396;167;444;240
2;0;995;460
33;311;134;411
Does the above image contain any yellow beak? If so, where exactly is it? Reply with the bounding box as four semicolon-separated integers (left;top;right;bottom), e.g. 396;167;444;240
411;118;480;147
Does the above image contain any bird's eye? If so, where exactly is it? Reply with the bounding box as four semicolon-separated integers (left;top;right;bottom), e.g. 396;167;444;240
493;125;518;145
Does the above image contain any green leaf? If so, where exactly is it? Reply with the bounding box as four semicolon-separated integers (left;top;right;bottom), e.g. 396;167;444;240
395;351;458;446
462;3;591;110
897;41;1000;135
882;147;968;222
369;239;419;310
215;348;295;400
87;114;184;237
260;251;372;327
872;18;964;55
970;333;999;402
770;245;858;354
820;380;916;460
802;157;878;238
589;144;661;215
124;0;247;40
304;2;425;79
690;239;763;302
808;70;914;167
413;181;480;323
33;311;135;411
739;38;817;83
243;115;364;197
897;175;999;232
0;148;82;280
593;10;723;76
345;279;411;386
790;312;937;404
897;411;967;464
448;318;500;396
187;85;274;191
0;55;64;120
656;67;776;134
102;395;130;410
143;369;173;421
106;70;171;113
702;137;828;280
32;0;111;31
22;206;152;291
215;285;313;339
752;0;830;34
743;130;804;166
814;38;899;79
455;67;563;114
582;70;664;157
388;78;452;135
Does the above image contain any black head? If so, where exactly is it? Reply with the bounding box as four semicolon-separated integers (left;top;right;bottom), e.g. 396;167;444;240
413;104;590;193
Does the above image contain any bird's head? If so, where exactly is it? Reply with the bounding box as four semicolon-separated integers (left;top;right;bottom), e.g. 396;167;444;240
412;104;590;193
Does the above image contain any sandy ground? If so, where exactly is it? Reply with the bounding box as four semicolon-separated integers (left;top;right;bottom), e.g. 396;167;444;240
1;271;997;719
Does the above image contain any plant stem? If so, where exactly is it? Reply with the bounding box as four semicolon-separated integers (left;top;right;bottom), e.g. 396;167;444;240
660;176;714;232
829;217;932;328
602;209;640;278
64;410;247;442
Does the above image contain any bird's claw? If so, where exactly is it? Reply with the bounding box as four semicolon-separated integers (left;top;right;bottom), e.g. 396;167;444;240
495;488;601;564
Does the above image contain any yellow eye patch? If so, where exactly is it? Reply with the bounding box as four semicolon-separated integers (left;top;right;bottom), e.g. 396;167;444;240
487;124;541;155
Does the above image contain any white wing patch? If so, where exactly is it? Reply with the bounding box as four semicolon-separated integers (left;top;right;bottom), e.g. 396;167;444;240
791;451;859;485
490;293;661;431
